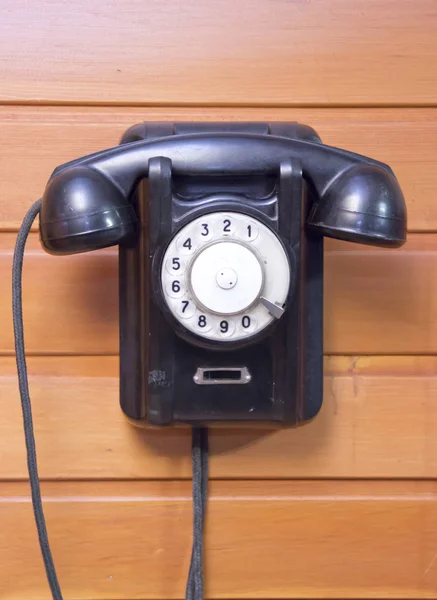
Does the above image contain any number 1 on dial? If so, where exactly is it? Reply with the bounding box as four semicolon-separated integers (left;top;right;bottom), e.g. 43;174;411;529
243;221;258;241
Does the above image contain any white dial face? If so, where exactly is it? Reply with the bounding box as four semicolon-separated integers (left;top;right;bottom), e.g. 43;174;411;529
161;211;291;342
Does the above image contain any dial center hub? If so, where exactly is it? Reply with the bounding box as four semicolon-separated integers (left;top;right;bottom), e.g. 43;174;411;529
216;267;238;290
189;241;264;315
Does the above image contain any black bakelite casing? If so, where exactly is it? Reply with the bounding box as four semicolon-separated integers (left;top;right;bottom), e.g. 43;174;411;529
118;123;323;426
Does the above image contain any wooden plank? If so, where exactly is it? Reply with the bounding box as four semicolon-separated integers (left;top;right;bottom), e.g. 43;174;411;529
0;106;436;232
1;233;437;355
1;0;437;105
2;355;436;480
1;480;436;599
324;234;437;354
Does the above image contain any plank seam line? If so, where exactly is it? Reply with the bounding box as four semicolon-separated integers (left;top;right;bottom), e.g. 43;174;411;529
1;494;436;502
1;101;437;109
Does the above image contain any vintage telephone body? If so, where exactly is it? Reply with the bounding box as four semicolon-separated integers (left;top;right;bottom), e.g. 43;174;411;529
39;122;407;428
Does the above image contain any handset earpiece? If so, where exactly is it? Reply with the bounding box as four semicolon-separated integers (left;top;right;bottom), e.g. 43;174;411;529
40;165;138;255
306;163;407;248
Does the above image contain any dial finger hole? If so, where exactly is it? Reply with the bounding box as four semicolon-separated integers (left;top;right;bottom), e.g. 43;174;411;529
177;234;197;255
237;219;259;242
177;299;196;319
238;314;257;333
165;255;186;275
194;313;212;333
219;215;236;237
196;220;214;241
217;318;236;338
166;278;185;298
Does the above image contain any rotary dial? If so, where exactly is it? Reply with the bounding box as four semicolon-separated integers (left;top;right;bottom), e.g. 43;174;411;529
160;212;290;342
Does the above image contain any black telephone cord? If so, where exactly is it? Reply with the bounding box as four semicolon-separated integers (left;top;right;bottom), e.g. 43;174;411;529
187;426;209;600
12;199;208;600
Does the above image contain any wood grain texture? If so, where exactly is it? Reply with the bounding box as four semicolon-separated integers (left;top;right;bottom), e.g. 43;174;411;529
1;480;436;599
1;233;436;355
0;106;436;231
1;355;436;480
1;2;436;599
1;0;437;105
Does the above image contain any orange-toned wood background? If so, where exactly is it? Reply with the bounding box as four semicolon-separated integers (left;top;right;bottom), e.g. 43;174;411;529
1;1;437;598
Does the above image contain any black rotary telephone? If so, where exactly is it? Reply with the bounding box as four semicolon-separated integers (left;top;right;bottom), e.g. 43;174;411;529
13;122;407;599
39;121;406;425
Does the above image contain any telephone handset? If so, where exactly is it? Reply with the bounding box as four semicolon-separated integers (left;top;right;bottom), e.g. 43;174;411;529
39;122;407;426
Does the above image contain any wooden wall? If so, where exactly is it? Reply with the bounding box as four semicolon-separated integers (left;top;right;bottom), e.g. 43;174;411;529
1;1;437;598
